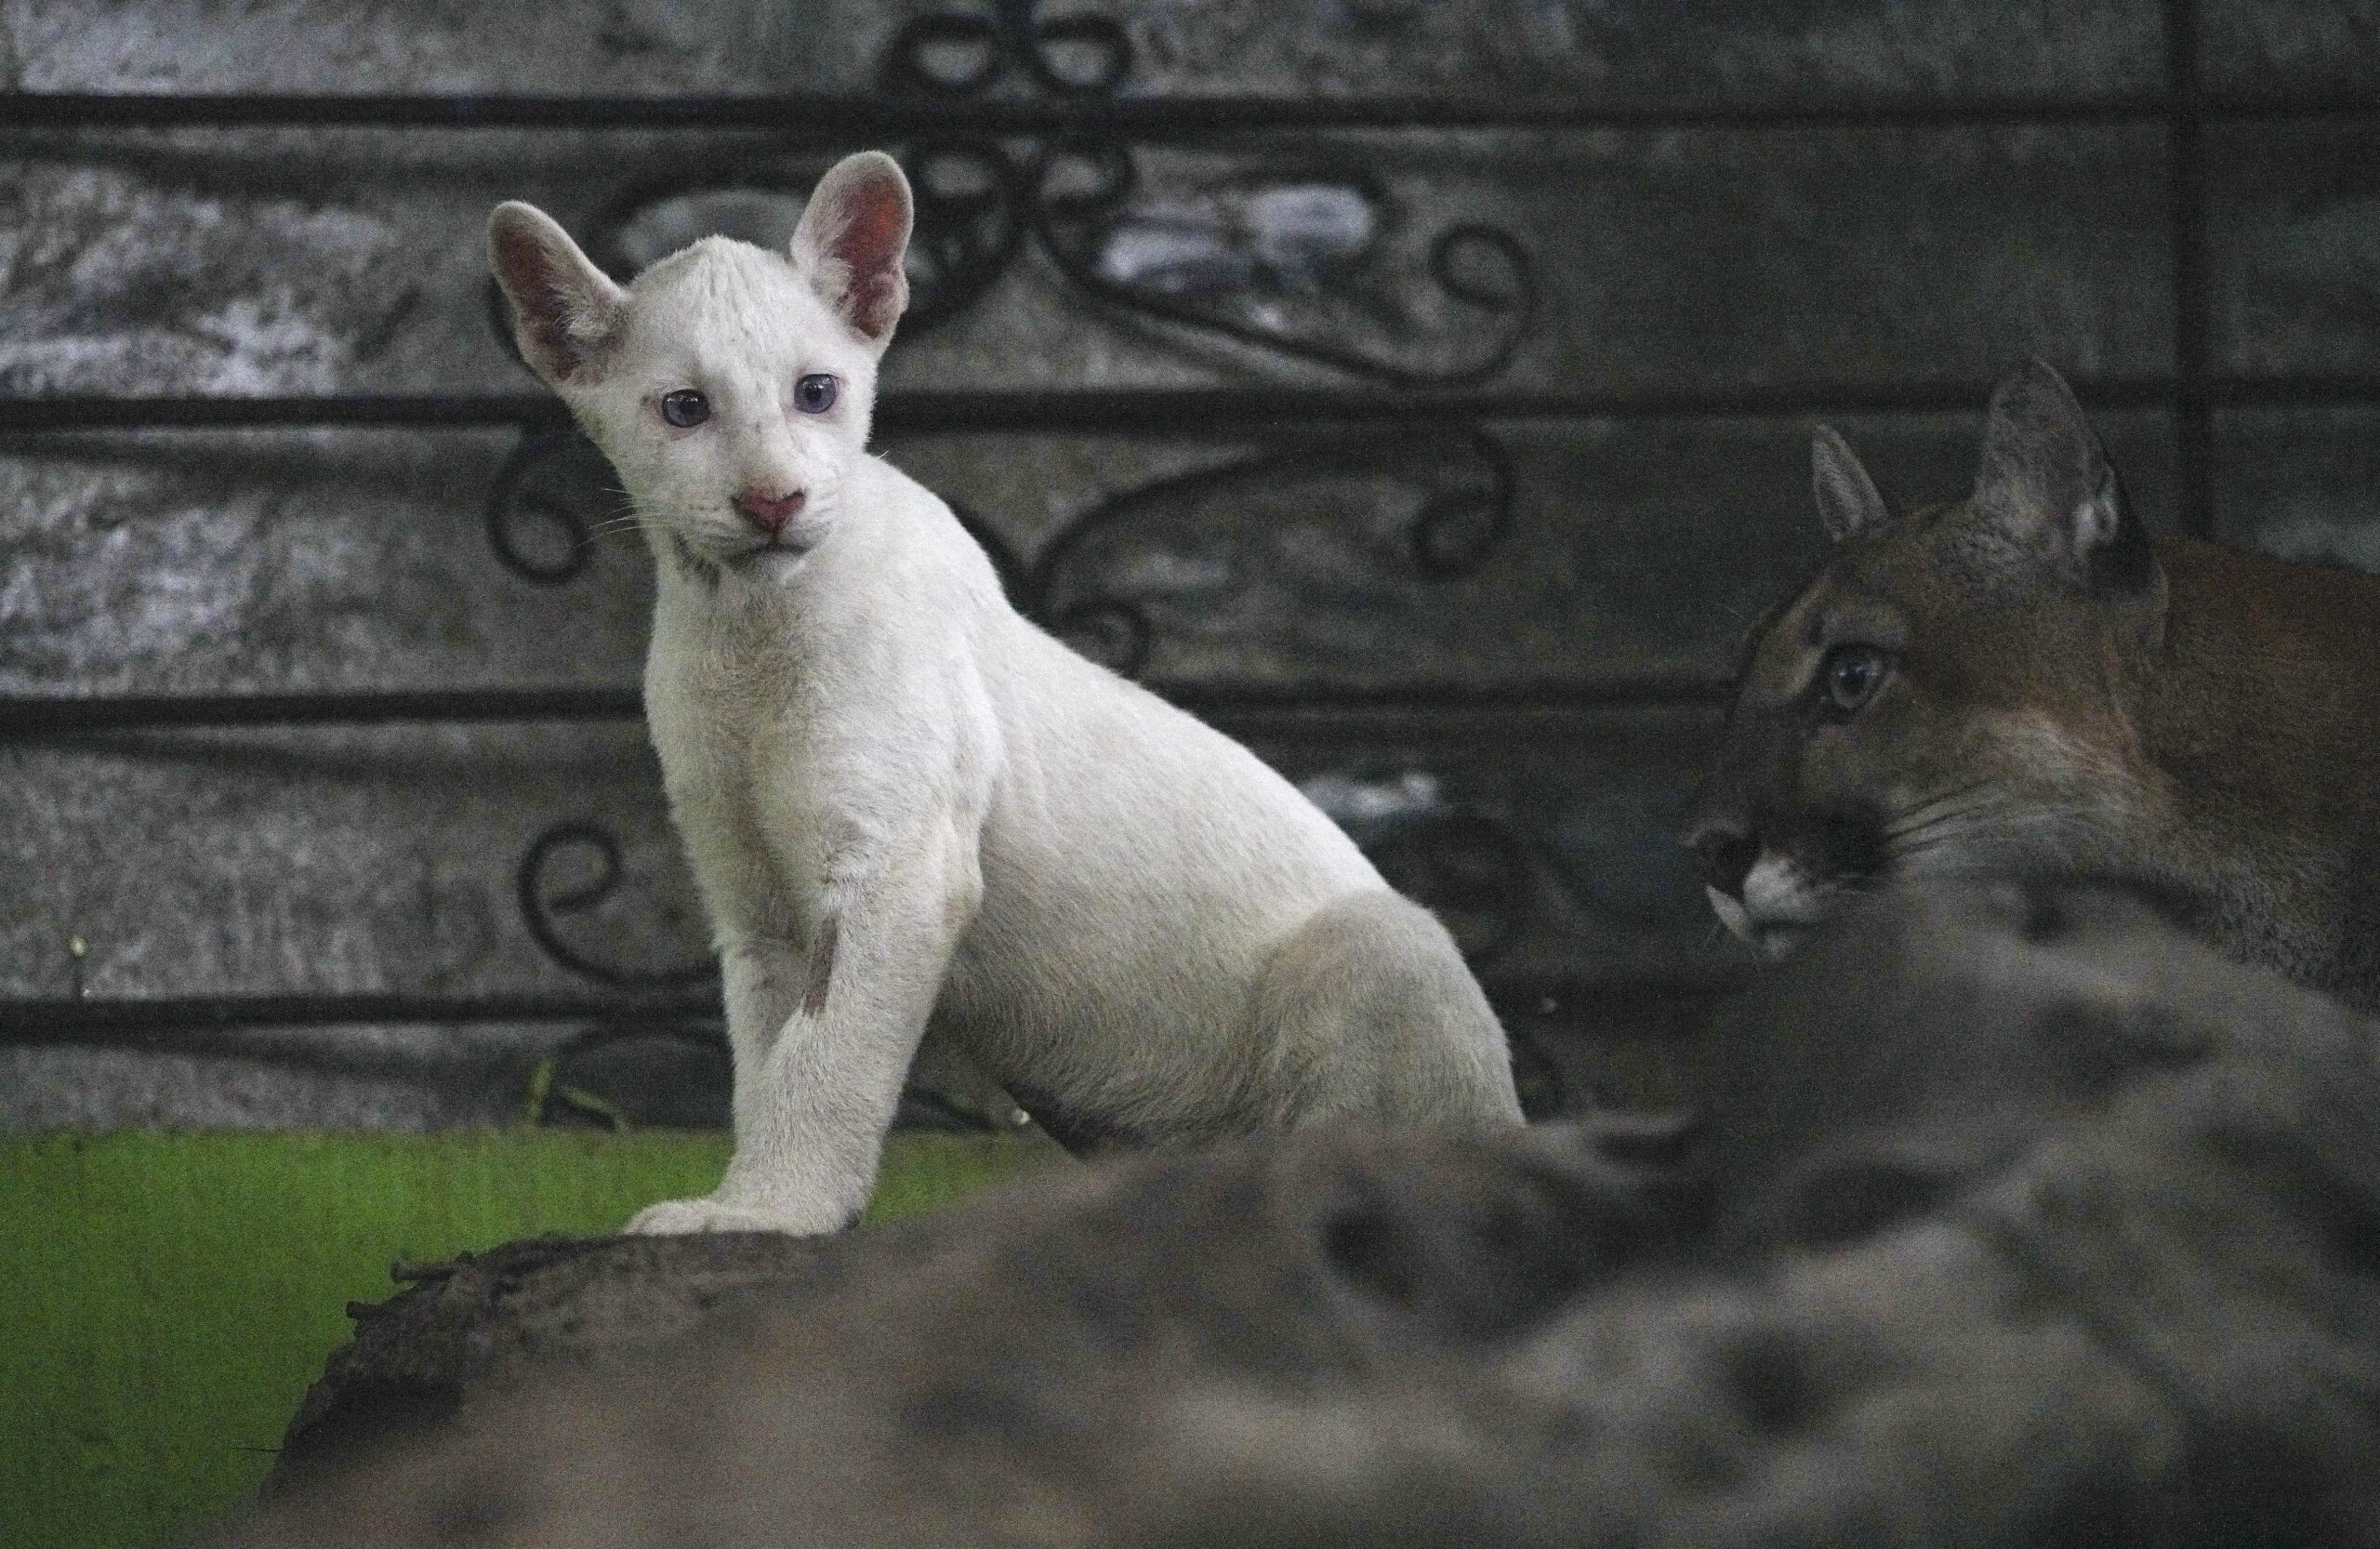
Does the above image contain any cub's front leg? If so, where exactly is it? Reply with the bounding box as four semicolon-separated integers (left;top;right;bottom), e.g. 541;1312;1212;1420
625;814;985;1236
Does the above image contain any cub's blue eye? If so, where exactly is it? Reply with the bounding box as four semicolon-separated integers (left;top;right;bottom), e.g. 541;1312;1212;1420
660;390;709;429
795;374;838;415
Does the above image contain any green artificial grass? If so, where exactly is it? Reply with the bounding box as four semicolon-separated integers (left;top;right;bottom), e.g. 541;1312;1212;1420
0;1127;1057;1549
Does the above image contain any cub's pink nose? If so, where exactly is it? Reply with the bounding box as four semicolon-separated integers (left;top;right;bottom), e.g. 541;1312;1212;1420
734;488;806;534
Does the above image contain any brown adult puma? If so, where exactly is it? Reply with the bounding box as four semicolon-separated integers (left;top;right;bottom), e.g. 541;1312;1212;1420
1683;359;2380;1011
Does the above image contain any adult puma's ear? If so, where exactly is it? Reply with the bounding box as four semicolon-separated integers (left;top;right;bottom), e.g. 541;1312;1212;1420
486;202;626;386
1811;423;1890;543
1971;357;2151;595
791;151;913;348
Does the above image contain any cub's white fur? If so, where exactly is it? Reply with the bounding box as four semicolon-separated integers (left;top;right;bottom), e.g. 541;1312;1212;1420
487;152;1522;1236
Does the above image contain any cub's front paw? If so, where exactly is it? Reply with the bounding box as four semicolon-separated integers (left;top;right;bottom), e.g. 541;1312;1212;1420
621;1196;810;1237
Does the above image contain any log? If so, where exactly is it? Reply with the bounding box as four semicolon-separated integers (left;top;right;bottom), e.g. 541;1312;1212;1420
272;1231;827;1488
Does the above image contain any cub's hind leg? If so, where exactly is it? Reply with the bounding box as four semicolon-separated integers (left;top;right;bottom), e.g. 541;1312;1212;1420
1248;889;1525;1132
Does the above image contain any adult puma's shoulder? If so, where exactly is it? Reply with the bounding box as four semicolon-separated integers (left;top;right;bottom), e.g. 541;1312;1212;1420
1684;359;2380;1010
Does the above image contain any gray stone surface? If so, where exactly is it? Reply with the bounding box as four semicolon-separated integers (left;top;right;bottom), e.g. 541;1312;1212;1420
2200;0;2380;93
2;124;2185;396
0;429;650;695
2206;117;2380;378
0;1;897;98
2210;403;2380;568
0;1039;522;1131
3;724;693;1000
2;1;2163;102
2;412;2186;703
1123;0;2163;102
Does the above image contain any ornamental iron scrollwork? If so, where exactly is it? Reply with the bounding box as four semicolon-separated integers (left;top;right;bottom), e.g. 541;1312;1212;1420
1025;428;1514;679
1030;139;1537;387
483;8;1536;390
485;419;1514;673
486;426;618;585
879;0;1132;97
901;142;1033;329
517;820;718;990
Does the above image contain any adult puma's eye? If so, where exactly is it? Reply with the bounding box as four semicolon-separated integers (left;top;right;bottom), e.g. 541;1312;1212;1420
659;390;709;429
1822;645;1889;715
795;374;838;415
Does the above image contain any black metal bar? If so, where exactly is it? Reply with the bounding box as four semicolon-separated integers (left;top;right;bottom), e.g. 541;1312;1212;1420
7;376;2379;441
1188;681;1739;722
0;89;2373;135
2165;0;2216;540
0;688;644;730
0;395;566;430
0;680;1731;736
0;968;1741;1044
0;993;721;1038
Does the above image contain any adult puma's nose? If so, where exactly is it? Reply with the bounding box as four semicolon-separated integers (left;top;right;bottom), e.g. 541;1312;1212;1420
1684;823;1761;900
734;488;806;535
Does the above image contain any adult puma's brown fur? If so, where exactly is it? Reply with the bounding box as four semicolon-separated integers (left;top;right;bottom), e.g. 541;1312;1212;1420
1684;359;2380;1010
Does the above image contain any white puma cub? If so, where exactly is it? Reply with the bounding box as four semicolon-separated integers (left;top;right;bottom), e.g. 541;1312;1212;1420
487;152;1523;1235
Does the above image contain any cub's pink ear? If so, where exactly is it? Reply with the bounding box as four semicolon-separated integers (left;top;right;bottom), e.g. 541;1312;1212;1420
486;202;626;385
790;152;914;346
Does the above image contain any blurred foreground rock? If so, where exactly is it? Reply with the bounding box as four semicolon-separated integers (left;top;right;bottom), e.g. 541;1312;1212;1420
205;879;2380;1547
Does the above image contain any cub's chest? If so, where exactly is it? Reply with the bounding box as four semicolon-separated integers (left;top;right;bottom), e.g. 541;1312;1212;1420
646;672;822;802
641;615;820;789
641;563;995;837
